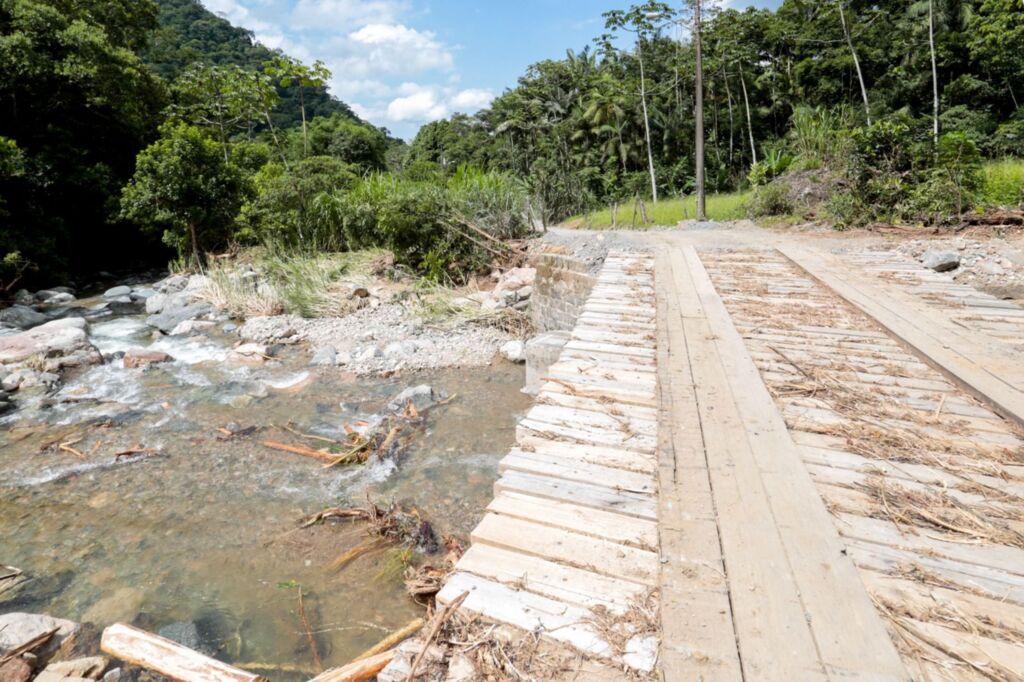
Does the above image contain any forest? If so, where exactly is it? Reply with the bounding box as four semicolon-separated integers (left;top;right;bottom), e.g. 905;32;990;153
1;0;1023;287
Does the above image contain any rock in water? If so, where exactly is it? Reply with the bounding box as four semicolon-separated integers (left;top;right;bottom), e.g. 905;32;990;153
922;250;960;272
146;301;213;334
36;656;108;681
500;340;526;363
157;622;202;652
0;319;100;367
102;285;131;299
122;350;172;369
0;305;47;330
310;347;337;366
387;384;447;412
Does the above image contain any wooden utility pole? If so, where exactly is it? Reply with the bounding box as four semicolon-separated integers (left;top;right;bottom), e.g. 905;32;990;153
929;0;940;147
694;0;706;220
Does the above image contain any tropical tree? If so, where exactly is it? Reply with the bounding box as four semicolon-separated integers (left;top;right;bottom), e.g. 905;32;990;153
120;123;250;265
264;56;332;157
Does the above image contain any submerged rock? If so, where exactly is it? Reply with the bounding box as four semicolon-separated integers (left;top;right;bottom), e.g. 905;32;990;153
146;301;213;334
310;346;337;366
102;286;131;299
388;384;446;413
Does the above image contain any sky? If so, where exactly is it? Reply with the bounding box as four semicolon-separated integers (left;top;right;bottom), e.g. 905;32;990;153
201;0;781;140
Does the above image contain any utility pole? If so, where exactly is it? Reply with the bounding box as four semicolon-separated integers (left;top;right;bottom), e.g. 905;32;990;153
929;0;940;147
694;0;706;220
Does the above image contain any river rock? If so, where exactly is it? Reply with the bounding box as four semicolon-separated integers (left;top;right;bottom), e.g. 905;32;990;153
129;288;156;302
13;289;33;305
0;657;32;682
388;384;446;412
0;319;100;367
0;305;47;330
310;347;337;366
494;267;536;293
154;274;189;294
168;319;214;336
102;286;131;299
229;343;270;365
500;339;526;363
122;350;172;369
44;292;76;305
36;657;107;681
922;250;960;272
157;622;202;652
146;301;213;334
0;613;79;662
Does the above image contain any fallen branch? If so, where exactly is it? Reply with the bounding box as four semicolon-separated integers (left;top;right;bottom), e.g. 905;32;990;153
262;440;335;464
58;438;86;460
113;447;161;461
405;591;469;682
100;623;267;682
297;587;323;673
354;618;424;662
307;650;395;682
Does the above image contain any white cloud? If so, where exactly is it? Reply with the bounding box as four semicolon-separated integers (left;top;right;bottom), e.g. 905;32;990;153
291;0;406;28
330;77;393;98
387;89;449;122
450;88;495;112
342;24;454;76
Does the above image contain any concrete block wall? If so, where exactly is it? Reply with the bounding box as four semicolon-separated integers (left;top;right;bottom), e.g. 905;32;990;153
529;253;597;333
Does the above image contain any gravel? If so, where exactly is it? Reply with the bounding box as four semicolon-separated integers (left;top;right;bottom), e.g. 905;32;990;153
239;301;511;375
892;237;1024;301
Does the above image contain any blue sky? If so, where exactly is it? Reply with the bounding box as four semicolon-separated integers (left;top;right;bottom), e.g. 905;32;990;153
201;0;780;139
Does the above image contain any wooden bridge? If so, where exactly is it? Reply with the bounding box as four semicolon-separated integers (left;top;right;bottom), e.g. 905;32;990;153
438;239;1024;680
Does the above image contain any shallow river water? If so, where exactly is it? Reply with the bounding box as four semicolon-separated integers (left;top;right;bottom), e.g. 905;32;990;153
0;313;531;679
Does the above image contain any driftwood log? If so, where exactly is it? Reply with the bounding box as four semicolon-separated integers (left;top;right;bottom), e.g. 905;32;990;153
306;650;394;682
100;623;268;682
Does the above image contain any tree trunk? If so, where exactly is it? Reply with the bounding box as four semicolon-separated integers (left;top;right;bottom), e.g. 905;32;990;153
724;68;735;164
638;50;658;203
264;112;290;170
695;0;706;220
739;69;758;165
188;221;201;268
838;1;872;125
218;122;229;163
929;0;940;147
300;88;309;157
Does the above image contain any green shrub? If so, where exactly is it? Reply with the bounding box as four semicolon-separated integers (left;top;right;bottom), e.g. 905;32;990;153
238;156;357;249
991;120;1024;158
980;158;1024;208
939;105;997;152
748;182;795;217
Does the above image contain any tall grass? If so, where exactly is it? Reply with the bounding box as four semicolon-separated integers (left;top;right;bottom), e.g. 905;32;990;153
979;158;1024;208
571;191;751;229
204;248;386;318
789;105;852;170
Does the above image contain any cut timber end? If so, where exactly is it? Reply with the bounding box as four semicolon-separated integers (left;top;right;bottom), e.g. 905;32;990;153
100;623;268;682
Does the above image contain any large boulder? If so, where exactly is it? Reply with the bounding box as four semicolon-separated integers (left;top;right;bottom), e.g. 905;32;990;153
0;318;100;367
0;305;47;330
0;613;80;663
922;250;960;272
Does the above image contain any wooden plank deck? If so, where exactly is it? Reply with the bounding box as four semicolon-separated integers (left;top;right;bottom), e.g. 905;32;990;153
437;251;662;673
703;248;1024;681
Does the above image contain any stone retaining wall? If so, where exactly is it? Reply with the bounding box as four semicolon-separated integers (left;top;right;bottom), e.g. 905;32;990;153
529;253;597;332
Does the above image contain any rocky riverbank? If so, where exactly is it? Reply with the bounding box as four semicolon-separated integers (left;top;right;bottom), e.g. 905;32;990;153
0;257;538;417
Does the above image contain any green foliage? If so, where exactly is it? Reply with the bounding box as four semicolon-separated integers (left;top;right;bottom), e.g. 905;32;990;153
144;0;357;131
979;159;1024;208
991;119;1024;158
789;106;851;170
0;0;167;277
576;191;752;228
749;183;795;217
120;123;250;263
238;156;358;249
939;105;997;152
297;114;388;171
747;149;793;187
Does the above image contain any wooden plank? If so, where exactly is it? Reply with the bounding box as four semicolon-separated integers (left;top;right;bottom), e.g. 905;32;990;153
471;513;658;585
782;245;1024;429
517;435;656;473
437;572;612;658
495;470;657;520
101;624;267;682
517;417;656;452
487;491;658;549
457;543;647;612
500;451;657;495
682;246;908;680
655;249;743;680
